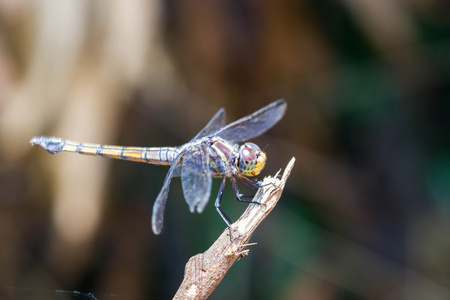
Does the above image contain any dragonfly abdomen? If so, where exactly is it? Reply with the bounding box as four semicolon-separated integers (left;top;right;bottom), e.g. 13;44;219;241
30;136;178;165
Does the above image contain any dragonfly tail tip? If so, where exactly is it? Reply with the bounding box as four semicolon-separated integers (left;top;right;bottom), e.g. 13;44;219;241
29;136;39;145
29;136;63;154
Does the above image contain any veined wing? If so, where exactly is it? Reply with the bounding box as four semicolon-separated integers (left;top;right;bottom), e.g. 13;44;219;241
191;108;226;141
152;150;185;235
181;143;211;213
214;99;286;143
169;108;225;178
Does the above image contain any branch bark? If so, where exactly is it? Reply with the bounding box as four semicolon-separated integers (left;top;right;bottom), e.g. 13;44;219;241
173;157;296;300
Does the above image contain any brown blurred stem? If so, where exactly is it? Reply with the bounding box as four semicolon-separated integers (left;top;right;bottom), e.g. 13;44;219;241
173;157;295;300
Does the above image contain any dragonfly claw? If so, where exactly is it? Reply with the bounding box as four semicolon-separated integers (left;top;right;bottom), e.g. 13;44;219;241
228;226;234;240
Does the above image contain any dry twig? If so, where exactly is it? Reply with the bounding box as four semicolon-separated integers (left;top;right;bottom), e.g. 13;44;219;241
173;157;295;300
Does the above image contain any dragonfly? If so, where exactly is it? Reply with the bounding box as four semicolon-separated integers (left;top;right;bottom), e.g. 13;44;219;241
30;99;287;235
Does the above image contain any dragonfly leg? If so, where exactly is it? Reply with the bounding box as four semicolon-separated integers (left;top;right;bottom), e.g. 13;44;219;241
238;174;260;189
215;176;234;234
241;174;282;190
232;176;266;205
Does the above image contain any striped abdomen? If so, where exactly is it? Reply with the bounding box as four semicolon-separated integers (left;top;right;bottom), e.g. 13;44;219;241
29;136;179;165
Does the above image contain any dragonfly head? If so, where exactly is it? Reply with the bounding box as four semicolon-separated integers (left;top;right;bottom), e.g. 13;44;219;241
237;142;266;176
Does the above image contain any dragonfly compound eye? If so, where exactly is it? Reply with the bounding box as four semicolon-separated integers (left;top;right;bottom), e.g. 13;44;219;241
238;142;266;176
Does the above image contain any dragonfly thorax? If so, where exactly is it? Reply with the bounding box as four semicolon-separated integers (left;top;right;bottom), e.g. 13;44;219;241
237;142;266;176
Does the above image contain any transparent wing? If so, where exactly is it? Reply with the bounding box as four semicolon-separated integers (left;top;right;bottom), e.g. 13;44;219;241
172;165;181;177
181;143;212;213
215;99;286;142
151;151;184;235
191;108;226;141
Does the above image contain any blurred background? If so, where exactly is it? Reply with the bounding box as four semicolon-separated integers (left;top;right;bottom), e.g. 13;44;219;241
0;0;449;299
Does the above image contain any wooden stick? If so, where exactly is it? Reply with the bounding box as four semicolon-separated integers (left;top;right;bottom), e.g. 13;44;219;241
173;157;296;300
